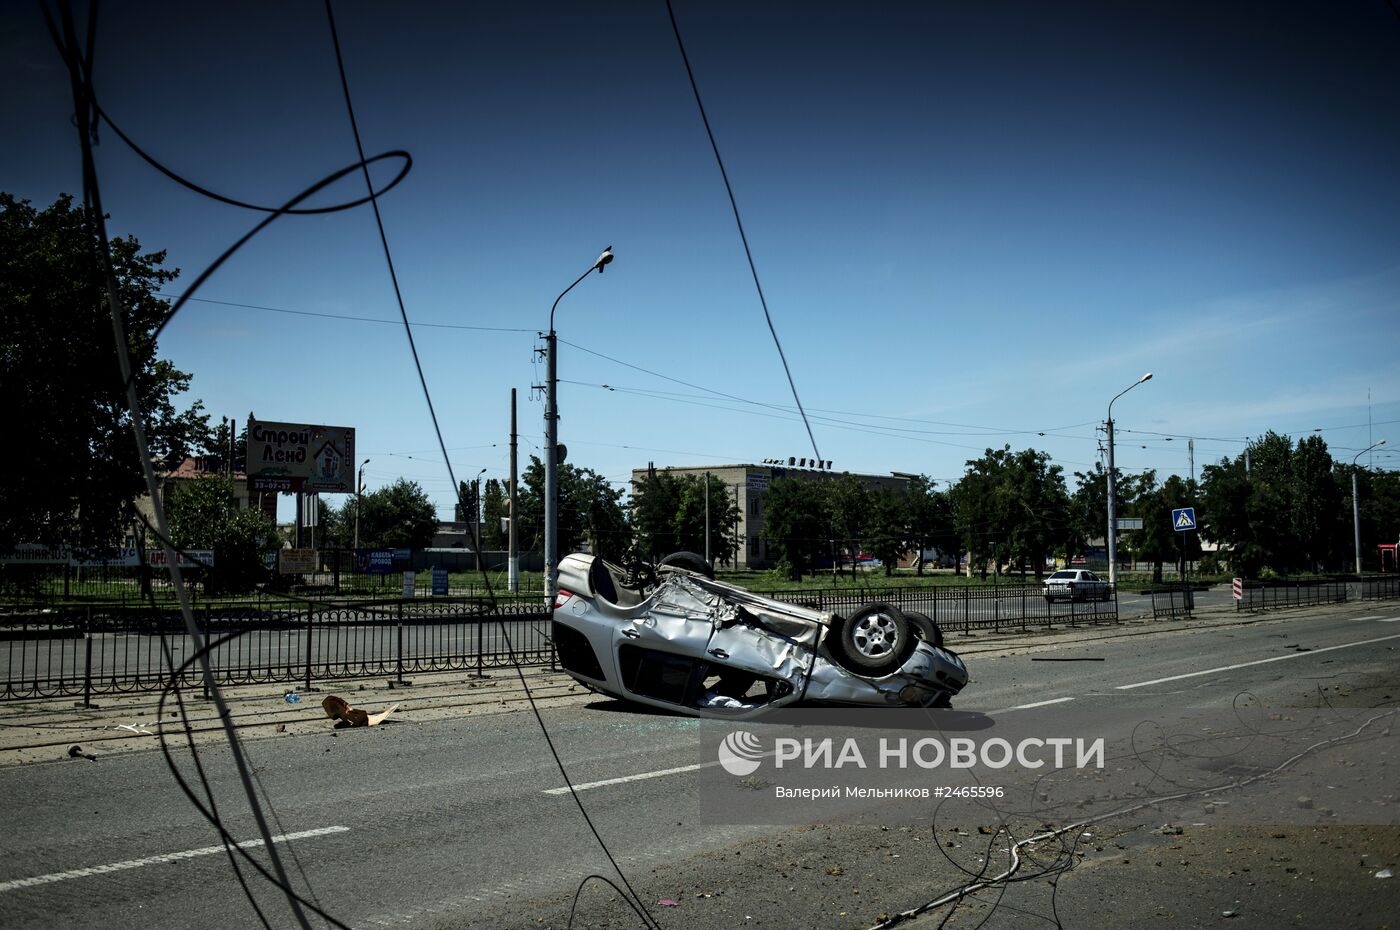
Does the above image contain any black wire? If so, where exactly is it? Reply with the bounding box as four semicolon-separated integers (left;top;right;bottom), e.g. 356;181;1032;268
494;618;662;930
157;292;535;332
663;0;822;464
322;0;494;605
155;634;277;930
322;6;660;928
38;3;426;924
42;3;321;926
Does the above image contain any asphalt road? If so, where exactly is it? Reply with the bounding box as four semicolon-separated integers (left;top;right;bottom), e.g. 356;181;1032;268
1;602;1396;930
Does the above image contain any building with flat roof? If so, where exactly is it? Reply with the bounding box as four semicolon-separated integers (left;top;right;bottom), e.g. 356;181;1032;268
629;462;914;570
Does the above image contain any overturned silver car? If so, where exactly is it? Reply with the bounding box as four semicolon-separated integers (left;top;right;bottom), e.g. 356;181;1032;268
551;552;969;719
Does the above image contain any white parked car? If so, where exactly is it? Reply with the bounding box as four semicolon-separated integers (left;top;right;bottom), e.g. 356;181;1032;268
1042;569;1111;602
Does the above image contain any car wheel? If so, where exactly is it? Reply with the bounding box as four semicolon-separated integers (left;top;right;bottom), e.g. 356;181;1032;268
830;603;910;674
904;610;944;650
657;550;715;579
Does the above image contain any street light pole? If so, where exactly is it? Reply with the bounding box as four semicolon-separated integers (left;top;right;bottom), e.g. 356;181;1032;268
354;458;370;551
1352;440;1388;574
473;466;487;571
1106;373;1153;587
545;246;613;607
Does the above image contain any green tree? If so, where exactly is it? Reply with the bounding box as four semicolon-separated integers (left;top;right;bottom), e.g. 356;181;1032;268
1199;431;1352;576
1290;436;1341;571
0;193;209;549
949;446;1068;580
826;474;870;578
165;476;279;594
355;478;438;549
673;473;739;565
865;486;910;577
1353;466;1400;570
906;477;958;575
203;418;248;475
453;479;481;525
630;470;687;557
517;456;630;560
481;479;508;550
1070;462;1108;562
761;476;830;581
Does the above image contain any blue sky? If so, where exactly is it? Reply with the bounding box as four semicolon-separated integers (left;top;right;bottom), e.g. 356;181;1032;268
5;1;1399;519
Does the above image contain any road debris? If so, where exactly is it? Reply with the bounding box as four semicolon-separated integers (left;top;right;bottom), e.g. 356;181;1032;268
114;723;152;735
658;899;680;907
1376;868;1394;879
321;695;398;728
67;745;96;761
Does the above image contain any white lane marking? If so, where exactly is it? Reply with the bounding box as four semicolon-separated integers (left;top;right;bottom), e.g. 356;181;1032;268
990;697;1075;714
544;751;778;795
0;826;350;893
1116;632;1400;690
1377;617;1400;623
1348;615;1384;622
544;760;722;794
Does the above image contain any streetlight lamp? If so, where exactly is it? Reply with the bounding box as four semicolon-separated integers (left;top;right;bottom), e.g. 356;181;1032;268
354;458;370;551
1106;372;1153;587
1352;439;1387;574
473;465;487;535
545;246;614;606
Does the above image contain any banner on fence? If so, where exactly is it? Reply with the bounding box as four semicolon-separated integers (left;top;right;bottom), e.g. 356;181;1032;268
0;545;214;568
402;571;416;598
356;549;395;574
431;566;449;596
280;549;317;574
145;548;215;569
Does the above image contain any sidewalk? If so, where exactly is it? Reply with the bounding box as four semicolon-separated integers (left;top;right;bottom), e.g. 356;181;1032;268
0;665;593;767
1;597;1376;768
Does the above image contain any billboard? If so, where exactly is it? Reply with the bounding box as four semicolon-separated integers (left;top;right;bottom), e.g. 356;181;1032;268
247;418;356;493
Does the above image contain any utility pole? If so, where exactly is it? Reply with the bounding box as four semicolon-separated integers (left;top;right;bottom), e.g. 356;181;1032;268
508;388;518;593
1244;437;1251;477
1188;438;1195;486
704;470;711;566
354;458;369;551
544;247;613;607
1106;373;1153;587
1353;440;1388;573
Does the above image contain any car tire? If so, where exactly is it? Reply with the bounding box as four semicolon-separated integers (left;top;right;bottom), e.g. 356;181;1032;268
657;550;715;579
829;603;911;675
903;610;944;650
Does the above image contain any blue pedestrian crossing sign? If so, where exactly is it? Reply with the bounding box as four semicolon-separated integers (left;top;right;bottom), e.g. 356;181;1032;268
1172;507;1196;531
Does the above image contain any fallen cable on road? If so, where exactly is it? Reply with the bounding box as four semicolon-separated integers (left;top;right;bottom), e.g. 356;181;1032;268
866;707;1398;930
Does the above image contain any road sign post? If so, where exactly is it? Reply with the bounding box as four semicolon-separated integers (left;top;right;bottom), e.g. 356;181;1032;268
1171;507;1196;616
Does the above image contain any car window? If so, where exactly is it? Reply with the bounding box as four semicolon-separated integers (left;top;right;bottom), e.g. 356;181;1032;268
1049;571;1074;579
1085;571;1099;582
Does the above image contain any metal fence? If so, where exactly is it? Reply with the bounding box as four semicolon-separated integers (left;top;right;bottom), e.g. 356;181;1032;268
1360;575;1400;601
760;584;1119;634
1235;577;1349;611
1;599;552;703
1150;586;1196;619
